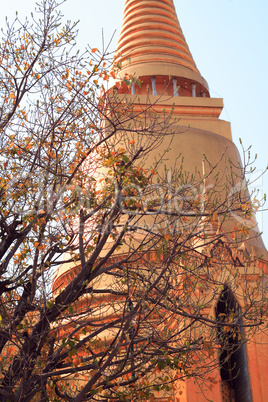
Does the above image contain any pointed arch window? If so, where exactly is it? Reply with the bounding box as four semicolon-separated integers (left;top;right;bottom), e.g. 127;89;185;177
215;285;252;402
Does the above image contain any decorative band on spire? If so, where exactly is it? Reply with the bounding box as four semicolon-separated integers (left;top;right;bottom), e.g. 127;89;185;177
114;0;209;94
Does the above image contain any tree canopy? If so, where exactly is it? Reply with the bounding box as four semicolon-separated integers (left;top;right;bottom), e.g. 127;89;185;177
0;1;266;401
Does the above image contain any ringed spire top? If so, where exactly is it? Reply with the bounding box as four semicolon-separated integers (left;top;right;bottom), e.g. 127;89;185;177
114;0;209;95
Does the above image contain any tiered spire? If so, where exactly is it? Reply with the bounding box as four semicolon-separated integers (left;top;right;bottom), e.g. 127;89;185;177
114;0;209;95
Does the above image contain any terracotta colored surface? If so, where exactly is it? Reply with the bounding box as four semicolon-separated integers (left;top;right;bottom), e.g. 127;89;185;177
112;1;268;401
53;1;268;400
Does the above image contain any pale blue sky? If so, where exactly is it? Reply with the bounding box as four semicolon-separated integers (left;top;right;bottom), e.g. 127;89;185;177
1;0;267;246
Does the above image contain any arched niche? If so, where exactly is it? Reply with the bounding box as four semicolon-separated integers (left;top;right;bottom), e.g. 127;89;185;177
215;285;252;402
